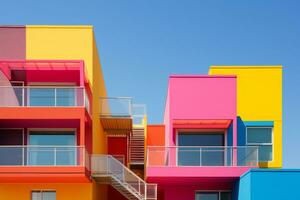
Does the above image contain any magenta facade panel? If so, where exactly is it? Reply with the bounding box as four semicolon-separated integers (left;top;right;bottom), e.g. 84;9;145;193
164;75;237;146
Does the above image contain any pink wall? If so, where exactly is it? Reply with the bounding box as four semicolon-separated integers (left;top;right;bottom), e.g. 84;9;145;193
0;26;26;60
165;75;237;146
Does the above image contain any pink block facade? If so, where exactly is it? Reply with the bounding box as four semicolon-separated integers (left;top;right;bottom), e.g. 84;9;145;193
146;75;248;200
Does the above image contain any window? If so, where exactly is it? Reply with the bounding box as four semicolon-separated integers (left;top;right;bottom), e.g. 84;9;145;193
177;132;225;166
246;127;273;162
28;131;76;166
195;192;231;200
32;191;56;200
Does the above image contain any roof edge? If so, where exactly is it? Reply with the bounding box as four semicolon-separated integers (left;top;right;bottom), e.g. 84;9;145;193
26;25;93;29
169;75;236;78
210;65;283;69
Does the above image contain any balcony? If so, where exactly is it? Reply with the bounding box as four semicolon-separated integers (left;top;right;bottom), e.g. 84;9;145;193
146;146;259;181
147;146;258;167
99;97;133;136
0;145;90;183
0;86;90;112
0;145;87;166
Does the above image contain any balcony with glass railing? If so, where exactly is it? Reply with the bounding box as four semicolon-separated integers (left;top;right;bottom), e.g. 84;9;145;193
0;145;91;183
0;86;90;112
147;146;259;167
0;146;88;167
99;97;131;136
146;146;259;180
132;104;147;127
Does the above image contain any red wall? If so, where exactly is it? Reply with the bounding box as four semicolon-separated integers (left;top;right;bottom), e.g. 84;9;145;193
107;137;128;164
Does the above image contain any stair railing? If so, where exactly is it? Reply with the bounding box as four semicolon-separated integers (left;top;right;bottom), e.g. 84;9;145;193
91;155;157;200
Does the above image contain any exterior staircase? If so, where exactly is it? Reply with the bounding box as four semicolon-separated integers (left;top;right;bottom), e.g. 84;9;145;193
91;155;157;200
129;128;145;165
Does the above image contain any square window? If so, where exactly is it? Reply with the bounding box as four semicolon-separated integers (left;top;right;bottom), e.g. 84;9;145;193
246;127;273;162
32;191;56;200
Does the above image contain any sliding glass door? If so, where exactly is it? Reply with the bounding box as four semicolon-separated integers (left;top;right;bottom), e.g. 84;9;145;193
28;131;76;166
177;132;225;166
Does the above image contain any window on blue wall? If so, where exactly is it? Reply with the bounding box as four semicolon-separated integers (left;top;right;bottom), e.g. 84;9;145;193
246;127;273;162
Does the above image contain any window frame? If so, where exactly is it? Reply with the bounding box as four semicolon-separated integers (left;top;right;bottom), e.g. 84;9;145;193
246;126;273;162
176;129;227;166
195;190;232;200
31;190;56;200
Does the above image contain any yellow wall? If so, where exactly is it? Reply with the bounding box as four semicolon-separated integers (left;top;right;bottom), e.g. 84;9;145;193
26;25;107;155
0;183;92;200
209;66;282;168
25;25;108;199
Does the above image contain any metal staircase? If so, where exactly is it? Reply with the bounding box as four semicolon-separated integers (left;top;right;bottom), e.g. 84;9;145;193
129;128;145;165
91;155;157;200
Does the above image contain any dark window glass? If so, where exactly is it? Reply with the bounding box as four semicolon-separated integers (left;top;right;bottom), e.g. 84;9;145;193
178;133;224;166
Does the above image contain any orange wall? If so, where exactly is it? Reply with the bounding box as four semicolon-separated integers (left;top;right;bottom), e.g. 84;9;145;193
0;183;92;200
147;125;165;146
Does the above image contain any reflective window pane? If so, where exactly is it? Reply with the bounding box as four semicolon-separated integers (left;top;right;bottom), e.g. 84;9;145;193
196;192;218;200
178;133;224;146
29;88;55;106
32;191;56;200
56;88;75;106
28;132;76;166
247;128;272;143
178;133;224;166
258;145;272;162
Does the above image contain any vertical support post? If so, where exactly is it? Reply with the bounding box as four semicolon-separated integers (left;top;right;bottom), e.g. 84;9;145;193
22;146;25;166
54;88;57;107
54;147;57;166
199;147;202;166
27;87;30;107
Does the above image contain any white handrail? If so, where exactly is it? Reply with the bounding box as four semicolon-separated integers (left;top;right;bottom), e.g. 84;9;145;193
0;86;89;109
92;155;157;199
0;146;87;167
147;146;259;167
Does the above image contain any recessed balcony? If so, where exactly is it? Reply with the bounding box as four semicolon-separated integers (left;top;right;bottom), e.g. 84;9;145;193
0;145;87;166
146;146;259;182
0;86;90;112
147;146;258;167
0;145;90;183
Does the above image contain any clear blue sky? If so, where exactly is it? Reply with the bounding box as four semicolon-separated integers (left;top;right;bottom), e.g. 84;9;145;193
1;0;300;167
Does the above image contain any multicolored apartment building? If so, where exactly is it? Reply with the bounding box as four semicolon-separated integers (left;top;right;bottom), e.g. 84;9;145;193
0;25;299;200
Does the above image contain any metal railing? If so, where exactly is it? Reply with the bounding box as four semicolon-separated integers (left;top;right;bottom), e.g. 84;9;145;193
0;86;90;111
92;155;157;200
99;97;132;117
132;104;147;126
147;146;259;167
0;146;87;167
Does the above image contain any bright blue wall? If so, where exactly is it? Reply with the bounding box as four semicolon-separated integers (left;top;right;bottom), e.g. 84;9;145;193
237;117;246;146
237;169;300;200
227;122;233;146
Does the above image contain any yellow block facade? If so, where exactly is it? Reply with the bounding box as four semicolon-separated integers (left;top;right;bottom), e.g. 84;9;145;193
25;25;107;199
209;66;282;168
